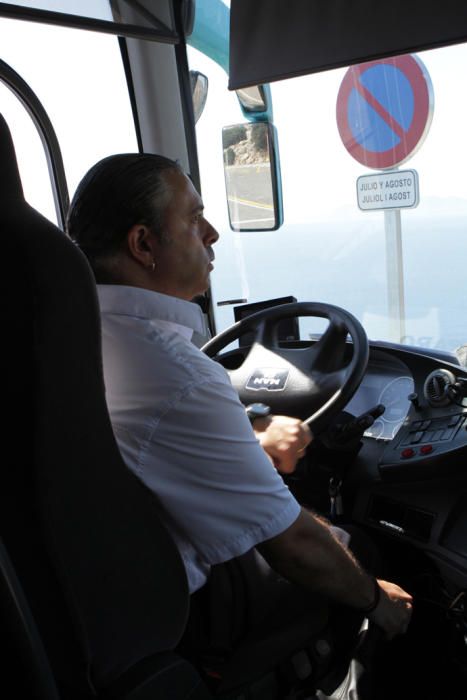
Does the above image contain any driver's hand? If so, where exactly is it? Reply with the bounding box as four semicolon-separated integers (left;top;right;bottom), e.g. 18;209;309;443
253;415;312;474
368;579;413;640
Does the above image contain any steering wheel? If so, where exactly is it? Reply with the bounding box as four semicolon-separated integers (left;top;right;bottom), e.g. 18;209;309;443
202;302;369;433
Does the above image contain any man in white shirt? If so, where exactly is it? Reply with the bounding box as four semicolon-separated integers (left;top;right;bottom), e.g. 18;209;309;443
67;153;412;666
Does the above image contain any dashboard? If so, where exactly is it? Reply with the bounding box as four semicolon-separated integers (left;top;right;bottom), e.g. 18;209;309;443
339;342;467;590
343;344;467;481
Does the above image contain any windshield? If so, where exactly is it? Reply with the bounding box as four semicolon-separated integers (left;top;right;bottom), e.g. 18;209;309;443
188;42;467;357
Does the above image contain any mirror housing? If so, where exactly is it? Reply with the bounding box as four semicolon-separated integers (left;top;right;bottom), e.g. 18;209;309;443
235;85;267;113
235;84;273;121
222;121;283;231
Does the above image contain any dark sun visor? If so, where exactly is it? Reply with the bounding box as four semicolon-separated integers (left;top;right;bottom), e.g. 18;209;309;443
228;0;467;90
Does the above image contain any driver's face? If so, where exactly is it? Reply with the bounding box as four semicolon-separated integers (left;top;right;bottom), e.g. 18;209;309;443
152;169;219;301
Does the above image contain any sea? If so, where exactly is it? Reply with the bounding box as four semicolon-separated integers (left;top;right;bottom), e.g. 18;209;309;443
211;211;467;355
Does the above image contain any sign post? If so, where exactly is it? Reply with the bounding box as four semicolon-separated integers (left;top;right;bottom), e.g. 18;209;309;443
385;209;405;342
336;55;433;342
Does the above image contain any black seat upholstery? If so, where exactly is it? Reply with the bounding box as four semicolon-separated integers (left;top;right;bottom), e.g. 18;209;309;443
0;536;61;700
0;113;210;699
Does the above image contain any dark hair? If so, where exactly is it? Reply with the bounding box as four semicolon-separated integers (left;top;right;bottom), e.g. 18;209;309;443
66;153;182;279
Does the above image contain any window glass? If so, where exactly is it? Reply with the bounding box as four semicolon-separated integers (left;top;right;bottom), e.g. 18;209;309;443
0;81;57;221
1;0;112;20
0;1;172;32
187;46;247;325
0;17;137;220
189;43;467;355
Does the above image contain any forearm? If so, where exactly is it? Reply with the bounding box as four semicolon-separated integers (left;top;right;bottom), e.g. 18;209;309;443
258;507;375;609
258;507;413;639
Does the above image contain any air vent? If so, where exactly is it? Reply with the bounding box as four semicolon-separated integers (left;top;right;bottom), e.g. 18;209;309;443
423;368;456;407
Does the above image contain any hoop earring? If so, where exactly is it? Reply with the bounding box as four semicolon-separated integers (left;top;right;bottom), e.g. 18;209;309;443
151;260;156;272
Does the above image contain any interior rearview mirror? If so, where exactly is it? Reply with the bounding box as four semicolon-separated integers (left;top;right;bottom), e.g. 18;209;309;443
190;70;208;123
222;121;283;231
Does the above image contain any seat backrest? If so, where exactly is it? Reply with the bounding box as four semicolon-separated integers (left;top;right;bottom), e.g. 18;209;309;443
0;114;190;695
0;536;61;700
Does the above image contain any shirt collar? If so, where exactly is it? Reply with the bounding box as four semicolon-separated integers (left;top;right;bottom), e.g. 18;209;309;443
97;285;207;341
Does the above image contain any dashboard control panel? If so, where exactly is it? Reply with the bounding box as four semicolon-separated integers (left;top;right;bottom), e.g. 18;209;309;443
341;351;467;480
399;413;465;449
379;410;467;479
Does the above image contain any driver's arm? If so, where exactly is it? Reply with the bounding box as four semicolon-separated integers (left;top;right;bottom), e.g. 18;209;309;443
253;415;313;473
257;507;413;640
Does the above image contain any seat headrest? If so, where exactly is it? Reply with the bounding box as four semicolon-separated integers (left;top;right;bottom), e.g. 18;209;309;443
0;113;24;202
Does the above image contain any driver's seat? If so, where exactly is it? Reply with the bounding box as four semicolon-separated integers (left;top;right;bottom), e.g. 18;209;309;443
1;110;341;699
0;111;210;699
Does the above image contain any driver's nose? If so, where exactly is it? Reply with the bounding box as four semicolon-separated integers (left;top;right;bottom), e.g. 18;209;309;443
203;218;219;246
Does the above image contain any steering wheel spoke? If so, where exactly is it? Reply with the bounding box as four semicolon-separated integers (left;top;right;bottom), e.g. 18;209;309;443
254;319;274;346
309;319;348;373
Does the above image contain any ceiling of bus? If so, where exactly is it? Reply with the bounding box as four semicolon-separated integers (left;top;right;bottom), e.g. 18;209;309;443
228;0;467;89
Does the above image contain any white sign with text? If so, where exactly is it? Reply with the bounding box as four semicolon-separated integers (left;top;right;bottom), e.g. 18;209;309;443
357;170;419;211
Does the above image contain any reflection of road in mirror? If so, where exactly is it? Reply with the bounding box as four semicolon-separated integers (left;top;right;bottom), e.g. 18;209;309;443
225;164;274;229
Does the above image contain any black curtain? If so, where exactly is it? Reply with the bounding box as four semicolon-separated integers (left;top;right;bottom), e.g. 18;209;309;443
229;0;467;89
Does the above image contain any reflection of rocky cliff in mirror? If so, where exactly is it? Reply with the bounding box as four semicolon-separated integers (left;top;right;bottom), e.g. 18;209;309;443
222;122;275;230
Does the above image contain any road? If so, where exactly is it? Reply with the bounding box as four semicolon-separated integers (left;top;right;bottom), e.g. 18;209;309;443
224;162;275;228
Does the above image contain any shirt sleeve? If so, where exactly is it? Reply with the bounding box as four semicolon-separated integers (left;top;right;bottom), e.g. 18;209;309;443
139;374;301;566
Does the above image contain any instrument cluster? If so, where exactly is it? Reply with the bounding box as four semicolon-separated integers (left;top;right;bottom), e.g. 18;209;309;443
345;367;414;441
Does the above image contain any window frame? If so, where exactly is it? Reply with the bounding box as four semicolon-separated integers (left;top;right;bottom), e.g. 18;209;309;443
0;57;69;226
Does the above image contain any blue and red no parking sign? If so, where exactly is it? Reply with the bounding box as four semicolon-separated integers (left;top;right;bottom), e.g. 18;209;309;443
336;55;434;170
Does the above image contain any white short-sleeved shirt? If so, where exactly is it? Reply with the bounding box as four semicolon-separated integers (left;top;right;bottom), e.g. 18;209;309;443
97;285;301;592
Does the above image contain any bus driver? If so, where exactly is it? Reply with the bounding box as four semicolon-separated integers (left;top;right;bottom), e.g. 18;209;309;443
67;153;412;678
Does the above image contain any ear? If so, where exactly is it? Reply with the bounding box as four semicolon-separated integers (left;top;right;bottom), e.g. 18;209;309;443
126;224;155;268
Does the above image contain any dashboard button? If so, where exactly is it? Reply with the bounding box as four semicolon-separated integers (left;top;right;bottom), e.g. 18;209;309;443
447;415;461;428
420;444;433;455
420;420;432;430
441;428;454;440
411;431;424;444
432;429;444;441
401;448;415;459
